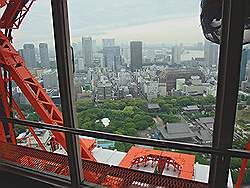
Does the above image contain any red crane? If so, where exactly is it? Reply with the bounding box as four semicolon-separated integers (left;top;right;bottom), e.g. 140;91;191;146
0;0;95;161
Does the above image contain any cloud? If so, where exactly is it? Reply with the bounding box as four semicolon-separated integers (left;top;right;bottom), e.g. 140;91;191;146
10;0;202;48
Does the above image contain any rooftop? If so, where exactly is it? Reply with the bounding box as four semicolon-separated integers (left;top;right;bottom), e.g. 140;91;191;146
92;147;127;166
119;146;195;180
147;103;161;110
158;123;196;140
198;117;214;124
183;105;200;111
194;163;233;188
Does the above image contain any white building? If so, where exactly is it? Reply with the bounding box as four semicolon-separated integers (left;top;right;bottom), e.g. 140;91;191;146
176;78;186;91
39;43;50;68
102;38;115;48
42;70;59;89
158;82;167;96
204;40;219;67
118;70;131;86
177;76;216;97
76;57;85;71
143;81;159;100
171;45;182;64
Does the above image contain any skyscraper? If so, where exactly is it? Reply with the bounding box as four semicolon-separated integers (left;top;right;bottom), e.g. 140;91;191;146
171;45;181;64
103;46;121;72
18;49;24;58
130;41;142;72
82;37;92;67
23;43;37;69
204;41;219;67
39;43;50;68
102;39;115;48
240;49;248;83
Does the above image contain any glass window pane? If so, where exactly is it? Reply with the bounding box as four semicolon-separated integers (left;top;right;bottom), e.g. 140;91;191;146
66;0;222;185
68;0;219;144
235;48;250;150
0;0;70;179
230;157;250;187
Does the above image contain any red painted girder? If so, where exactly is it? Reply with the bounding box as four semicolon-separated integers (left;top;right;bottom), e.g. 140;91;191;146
11;92;46;151
0;31;95;161
0;71;16;144
0;0;6;8
235;140;250;188
0;73;46;150
0;0;35;29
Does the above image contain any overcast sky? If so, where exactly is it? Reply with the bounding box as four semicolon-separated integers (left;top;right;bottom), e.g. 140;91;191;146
10;0;203;49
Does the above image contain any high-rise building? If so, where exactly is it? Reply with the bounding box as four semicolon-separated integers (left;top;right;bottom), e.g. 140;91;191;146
96;82;112;100
82;37;92;67
159;70;205;92
18;49;24;58
102;39;115;48
143;81;159;100
247;48;250;61
240;49;248;83
42;70;59;89
39;43;50;68
130;41;142;71
204;41;219;67
23;43;37;68
103;46;121;72
76;57;85;72
171;45;181;64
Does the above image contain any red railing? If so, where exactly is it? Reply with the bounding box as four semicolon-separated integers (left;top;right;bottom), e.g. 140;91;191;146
0;142;208;188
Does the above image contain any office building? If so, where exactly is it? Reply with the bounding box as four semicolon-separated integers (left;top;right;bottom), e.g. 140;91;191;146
176;78;186;91
130;41;142;71
171;45;181;64
102;38;115;48
23;43;37;68
82;37;92;66
39;43;50;68
103;46;121;71
18;49;24;58
240;49;248;83
96;82;112;100
143;81;159;100
42;70;59;89
159;70;205;92
158;83;167;96
204;40;219;67
76;57;85;72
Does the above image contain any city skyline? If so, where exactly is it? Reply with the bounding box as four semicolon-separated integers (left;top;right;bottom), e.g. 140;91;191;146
12;0;203;48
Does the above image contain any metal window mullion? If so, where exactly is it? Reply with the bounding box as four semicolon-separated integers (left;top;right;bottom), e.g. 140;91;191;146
208;0;245;188
2;117;250;159
51;0;83;187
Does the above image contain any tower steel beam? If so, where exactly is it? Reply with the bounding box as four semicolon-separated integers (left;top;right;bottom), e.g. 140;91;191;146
51;0;84;186
208;0;245;187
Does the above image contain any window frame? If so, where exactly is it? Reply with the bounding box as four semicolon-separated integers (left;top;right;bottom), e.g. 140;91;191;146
0;0;249;188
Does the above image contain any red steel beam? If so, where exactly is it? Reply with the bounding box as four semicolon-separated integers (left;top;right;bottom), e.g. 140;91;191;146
0;31;95;161
0;70;16;144
235;140;250;188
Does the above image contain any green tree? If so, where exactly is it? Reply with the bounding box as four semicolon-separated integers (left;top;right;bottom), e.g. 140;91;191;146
135;120;150;130
126;127;137;136
122;106;134;117
75;99;94;112
161;104;172;113
114;142;126;152
176;97;195;107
